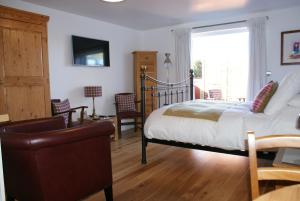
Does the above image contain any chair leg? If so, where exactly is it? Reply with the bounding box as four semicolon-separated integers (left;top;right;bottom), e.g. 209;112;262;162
104;185;113;201
134;118;137;132
117;119;121;137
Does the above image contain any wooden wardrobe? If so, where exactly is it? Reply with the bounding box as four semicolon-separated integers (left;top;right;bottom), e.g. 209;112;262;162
133;51;157;117
0;6;51;121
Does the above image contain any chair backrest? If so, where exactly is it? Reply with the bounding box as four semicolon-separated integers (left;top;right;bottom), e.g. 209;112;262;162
51;99;71;125
248;132;300;200
115;93;136;113
209;89;222;100
50;99;61;116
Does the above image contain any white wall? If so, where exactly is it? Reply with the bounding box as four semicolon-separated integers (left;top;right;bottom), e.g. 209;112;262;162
0;0;299;113
141;6;300;83
0;0;142;116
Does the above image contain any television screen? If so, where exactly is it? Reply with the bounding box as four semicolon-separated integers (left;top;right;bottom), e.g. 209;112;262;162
72;35;110;67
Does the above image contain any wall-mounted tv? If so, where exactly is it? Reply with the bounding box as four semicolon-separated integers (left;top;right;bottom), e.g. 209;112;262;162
72;35;110;67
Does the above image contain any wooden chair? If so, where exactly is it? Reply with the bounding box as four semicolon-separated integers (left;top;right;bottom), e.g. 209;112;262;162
115;93;142;136
51;99;88;128
248;132;300;200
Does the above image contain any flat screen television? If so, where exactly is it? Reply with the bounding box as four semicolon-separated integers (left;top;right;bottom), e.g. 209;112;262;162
72;35;110;67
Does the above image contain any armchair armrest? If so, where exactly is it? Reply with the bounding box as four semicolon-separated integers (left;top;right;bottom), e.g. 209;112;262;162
71;106;88;110
1;121;114;150
53;109;76;116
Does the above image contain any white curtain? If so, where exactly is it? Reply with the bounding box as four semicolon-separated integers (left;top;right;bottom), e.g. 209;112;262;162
247;17;267;101
174;28;192;83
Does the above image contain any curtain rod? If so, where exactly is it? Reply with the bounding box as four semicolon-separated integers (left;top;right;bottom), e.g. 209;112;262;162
171;16;269;32
192;20;247;29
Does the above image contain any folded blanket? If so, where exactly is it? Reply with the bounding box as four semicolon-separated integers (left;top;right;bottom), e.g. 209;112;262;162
163;101;228;121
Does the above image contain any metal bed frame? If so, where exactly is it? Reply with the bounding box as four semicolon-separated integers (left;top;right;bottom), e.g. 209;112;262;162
140;66;274;164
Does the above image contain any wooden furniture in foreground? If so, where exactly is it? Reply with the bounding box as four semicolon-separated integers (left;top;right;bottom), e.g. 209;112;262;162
0;6;51;121
254;184;300;201
133;51;157;117
1;117;114;201
248;132;300;200
51;99;88;128
115;93;142;136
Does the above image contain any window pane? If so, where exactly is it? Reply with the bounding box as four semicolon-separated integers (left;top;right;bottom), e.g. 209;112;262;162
192;27;249;102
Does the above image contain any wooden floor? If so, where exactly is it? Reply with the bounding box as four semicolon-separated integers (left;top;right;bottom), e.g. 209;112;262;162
84;131;269;201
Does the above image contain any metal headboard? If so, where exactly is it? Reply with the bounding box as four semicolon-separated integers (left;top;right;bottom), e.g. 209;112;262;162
140;66;194;164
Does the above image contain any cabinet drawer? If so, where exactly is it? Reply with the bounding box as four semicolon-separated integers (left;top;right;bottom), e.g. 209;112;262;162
140;54;156;64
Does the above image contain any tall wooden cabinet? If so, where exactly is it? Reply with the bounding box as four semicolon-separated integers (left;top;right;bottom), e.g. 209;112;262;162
0;6;51;121
133;51;157;116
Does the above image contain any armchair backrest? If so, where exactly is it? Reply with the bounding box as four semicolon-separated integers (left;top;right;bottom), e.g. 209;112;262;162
1;120;114;201
115;93;136;113
2;116;66;134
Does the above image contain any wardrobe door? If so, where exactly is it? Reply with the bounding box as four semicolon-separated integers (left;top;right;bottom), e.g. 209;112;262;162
0;7;51;121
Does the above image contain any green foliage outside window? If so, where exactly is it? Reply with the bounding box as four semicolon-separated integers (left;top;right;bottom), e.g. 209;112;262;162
193;60;202;78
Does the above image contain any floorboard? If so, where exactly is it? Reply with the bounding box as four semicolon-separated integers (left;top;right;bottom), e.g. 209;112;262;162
84;130;270;201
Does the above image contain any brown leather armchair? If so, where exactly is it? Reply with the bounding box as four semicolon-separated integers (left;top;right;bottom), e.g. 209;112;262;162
0;116;114;201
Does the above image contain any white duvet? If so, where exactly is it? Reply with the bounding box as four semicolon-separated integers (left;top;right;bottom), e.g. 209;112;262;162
144;100;300;150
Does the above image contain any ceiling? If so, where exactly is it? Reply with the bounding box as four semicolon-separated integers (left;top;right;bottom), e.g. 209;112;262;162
22;0;300;30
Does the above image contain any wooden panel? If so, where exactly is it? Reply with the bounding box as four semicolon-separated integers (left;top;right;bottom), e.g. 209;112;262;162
0;6;51;121
6;86;46;121
0;5;49;25
0;28;6;114
3;29;43;77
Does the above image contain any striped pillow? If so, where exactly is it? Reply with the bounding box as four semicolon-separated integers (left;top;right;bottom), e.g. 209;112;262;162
251;81;278;113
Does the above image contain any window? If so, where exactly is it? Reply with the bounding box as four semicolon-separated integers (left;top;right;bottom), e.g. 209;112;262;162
191;27;249;101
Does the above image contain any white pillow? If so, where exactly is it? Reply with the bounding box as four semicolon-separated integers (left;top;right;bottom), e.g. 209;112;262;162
264;71;300;115
288;94;300;108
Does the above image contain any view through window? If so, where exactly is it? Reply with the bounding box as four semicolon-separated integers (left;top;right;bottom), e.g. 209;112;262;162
191;27;249;102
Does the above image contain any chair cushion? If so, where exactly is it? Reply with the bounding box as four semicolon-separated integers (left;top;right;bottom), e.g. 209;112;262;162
52;99;71;125
116;94;136;112
251;81;278;113
118;111;142;119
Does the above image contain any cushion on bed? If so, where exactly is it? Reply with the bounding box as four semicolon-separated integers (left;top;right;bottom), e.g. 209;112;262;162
251;81;278;113
288;94;300;108
264;71;300;115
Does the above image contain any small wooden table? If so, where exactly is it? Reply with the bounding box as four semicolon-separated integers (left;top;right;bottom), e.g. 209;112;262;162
83;115;119;141
254;184;300;201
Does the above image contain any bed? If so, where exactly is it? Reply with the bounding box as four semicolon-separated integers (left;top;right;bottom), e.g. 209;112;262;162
140;68;300;164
